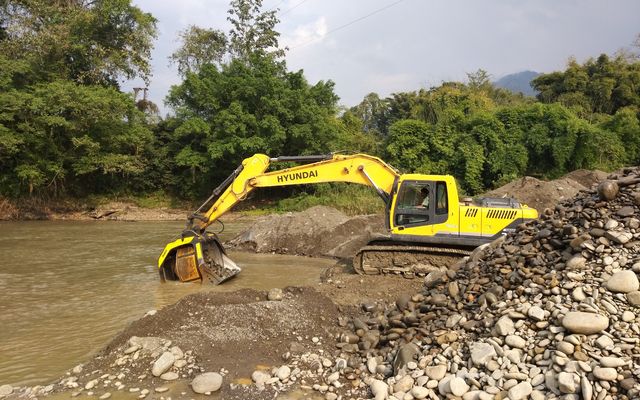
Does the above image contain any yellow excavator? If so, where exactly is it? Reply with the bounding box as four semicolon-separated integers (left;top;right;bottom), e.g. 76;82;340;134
157;153;538;284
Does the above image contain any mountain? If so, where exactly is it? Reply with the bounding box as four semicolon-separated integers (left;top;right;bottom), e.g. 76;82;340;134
494;70;540;97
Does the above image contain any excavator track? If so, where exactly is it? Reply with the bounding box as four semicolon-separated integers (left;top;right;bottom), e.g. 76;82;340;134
353;242;472;277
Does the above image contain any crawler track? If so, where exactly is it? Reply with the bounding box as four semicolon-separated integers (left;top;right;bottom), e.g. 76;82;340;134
353;242;472;277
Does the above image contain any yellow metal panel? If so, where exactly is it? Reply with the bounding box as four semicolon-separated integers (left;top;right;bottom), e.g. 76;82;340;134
158;236;194;268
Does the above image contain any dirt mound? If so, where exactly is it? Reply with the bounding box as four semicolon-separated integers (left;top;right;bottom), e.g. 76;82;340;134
227;205;385;258
485;175;587;212
564;168;608;188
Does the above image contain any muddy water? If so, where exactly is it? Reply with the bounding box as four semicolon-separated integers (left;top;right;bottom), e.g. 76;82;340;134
0;219;336;387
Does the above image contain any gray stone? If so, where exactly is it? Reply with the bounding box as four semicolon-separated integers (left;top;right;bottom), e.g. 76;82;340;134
448;377;469;396
557;341;575;355
470;342;497;366
622;310;635;321
600;357;626;368
566;256;587;270
268;288;283;301
277;365;291;380
98;393;111;400
605;230;633;244
154;387;169;393
425;364;447;381
598;180;619;201
558;372;577;394
627;291;640;306
508;382;533;400
593;367;617;381
367;357;377;374
606;270;639;293
191;372;223;394
370;379;388;400
0;385;13;397
393;375;414;393
411;386;429;400
160;371;179;381
596;335;614;349
527;306;545;321
494;316;515;336
251;370;270;385
505;335;526;349
617;206;635;217
562;312;609;334
151;352;175;377
581;376;593;400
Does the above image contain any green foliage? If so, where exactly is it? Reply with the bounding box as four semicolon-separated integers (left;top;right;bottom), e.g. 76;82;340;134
0;0;157;86
532;55;640;116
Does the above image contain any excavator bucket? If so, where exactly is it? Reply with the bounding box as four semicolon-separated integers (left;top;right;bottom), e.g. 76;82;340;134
158;233;241;285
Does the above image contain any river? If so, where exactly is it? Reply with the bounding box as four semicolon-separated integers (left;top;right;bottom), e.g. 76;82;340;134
0;219;336;387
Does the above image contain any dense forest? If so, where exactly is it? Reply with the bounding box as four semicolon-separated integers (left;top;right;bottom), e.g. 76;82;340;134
1;0;639;203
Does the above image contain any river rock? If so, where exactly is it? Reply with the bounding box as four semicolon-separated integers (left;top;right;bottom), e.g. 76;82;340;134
191;372;223;393
160;371;179;381
251;370;270;385
566;256;587;270
561;312;609;334
425;364;447;380
268;288;284;301
277;365;291;380
0;385;13;398
152;352;175;377
410;386;429;399
598;180;619;201
606;270;639;293
505;335;526;349
627;291;640;306
370;379;389;400
470;342;496;366
494;316;515;336
448;377;469;396
581;376;593;400
508;382;533;400
393;375;414;393
600;357;626;368
98;393;111;400
593;367;617;381
558;372;577;394
527;306;546;321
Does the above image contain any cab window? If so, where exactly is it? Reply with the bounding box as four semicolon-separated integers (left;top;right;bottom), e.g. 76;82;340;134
436;181;448;215
394;182;431;226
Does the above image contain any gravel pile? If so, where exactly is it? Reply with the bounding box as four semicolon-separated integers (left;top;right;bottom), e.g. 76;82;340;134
309;168;640;400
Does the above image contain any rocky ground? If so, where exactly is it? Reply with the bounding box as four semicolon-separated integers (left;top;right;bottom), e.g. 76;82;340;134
4;168;640;400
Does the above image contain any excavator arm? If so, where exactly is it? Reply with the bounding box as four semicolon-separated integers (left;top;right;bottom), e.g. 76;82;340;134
158;153;400;284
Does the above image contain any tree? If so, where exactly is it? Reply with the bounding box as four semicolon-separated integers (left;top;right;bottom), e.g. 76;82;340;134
227;0;284;61
0;0;157;86
170;26;228;76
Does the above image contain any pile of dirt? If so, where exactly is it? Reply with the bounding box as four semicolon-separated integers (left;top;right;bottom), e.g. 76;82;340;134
564;168;608;188
485;175;587;212
485;169;609;213
227;205;385;259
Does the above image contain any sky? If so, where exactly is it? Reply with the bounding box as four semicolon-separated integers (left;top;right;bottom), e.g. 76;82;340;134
124;0;640;116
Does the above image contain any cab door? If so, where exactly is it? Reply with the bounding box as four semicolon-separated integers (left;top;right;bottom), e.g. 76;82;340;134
391;180;449;234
